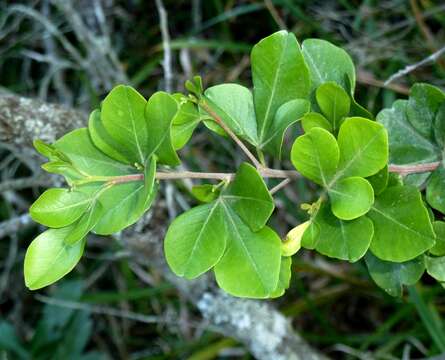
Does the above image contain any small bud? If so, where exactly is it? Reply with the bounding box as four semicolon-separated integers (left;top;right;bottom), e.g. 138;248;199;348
281;221;311;257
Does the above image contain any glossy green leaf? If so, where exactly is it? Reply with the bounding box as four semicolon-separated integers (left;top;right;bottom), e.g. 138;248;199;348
434;102;445;147
302;38;355;94
64;202;104;245
204;84;258;146
101;85;148;164
270;257;292;298
430;221;445;256
329;176;374;220
252;30;310;146
345;75;374;120
191;184;221;203
316;82;350;130
214;203;281;298
171;95;201;150
425;255;445;282
367;165;389;196
165;201;227;279
426;166;445;214
291;127;339;186
224;163;274;231
302;203;373;262
24;227;86;290
145;91;180;166
337;117;388;178
406;83;445;141
34;139;70;162
261;99;310;157
365;252;425;297
369;186;435;262
88;109;132;163
301;112;332;133
30;188;91;228
377;99;439;187
55;128;134;179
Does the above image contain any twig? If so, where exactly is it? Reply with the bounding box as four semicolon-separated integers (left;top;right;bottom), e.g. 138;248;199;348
0;175;48;193
384;45;445;85
200;101;262;168
388;161;441;175
269;178;292;195
264;0;287;30
357;70;409;95
155;0;173;93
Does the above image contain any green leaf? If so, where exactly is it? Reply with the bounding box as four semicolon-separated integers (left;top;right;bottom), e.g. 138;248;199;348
291;127;339;186
406;83;445;141
64;202;104;245
329;176;374;220
302;202;373;262
93;158;157;235
316;82;350;130
30;188;91;228
270;257;292;298
164;201;227;279
337;117;388;178
203;84;258;146
301;112;333;133
185;75;203;98
252;30;310;146
430;221;445;256
434;102;445;147
171;95;201;150
369;185;435;262
425;255;445;282
365;252;425;297
261;99;310;157
24;227;86;290
302;38;355;94
224;163;274;231
377;99;439;187
366;165;389;196
214;202;281;298
55;128;134;179
426;166;445;214
191;184;221;203
88;109;132;164
41;161;84;182
145;91;180;166
34;139;70;162
101;85;148;164
345;75;373;119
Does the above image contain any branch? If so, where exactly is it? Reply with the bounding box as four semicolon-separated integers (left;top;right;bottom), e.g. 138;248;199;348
388;161;440;175
155;0;173;93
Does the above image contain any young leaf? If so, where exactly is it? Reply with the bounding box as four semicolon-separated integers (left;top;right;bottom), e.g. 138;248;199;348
30;188;91;228
55;128;134;179
171;94;201;150
369;185;435;262
377;99;439;187
302;38;355;94
291;127;339;186
64;202;104;245
88;109;132;163
365;252;425;297
214;203;281;298
329;176;374;220
145;91;180;166
316;82;350;130
203;84;258;146
101;85;148;164
426;166;445;214
261;99;310;157
34;139;70;162
406;83;445;141
224;163;274;231
164;201;227;279
24;227;86;290
301;112;333;133
302;203;373;262
425;256;445;282
337;117;388;178
366;165;389;196
430;221;445;257
252;30;310;146
270;257;292;298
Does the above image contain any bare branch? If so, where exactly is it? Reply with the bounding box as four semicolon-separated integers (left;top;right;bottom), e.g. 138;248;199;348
155;0;173;92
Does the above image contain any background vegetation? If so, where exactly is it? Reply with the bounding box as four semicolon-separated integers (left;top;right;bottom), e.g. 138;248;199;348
1;0;445;359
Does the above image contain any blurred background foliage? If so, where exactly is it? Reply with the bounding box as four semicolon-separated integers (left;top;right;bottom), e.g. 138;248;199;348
1;0;445;359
